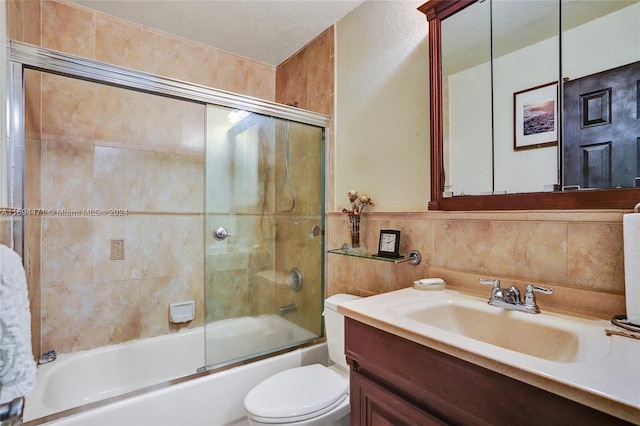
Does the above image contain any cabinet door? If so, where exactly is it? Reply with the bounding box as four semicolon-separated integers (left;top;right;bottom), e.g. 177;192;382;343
352;371;447;426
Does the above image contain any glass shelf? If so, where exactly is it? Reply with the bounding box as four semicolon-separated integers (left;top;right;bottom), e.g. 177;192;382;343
328;247;421;265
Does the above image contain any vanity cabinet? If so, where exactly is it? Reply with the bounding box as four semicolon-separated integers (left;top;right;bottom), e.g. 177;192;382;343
345;318;632;426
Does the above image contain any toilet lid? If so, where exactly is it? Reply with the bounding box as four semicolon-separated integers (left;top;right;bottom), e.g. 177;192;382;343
244;364;348;423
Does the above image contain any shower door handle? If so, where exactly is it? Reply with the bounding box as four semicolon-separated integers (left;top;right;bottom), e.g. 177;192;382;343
213;227;232;241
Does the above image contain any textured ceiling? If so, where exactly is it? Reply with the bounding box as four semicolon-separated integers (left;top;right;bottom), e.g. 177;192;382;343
72;0;364;66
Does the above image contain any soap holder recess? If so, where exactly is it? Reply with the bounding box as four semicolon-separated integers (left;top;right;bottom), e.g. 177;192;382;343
169;300;195;323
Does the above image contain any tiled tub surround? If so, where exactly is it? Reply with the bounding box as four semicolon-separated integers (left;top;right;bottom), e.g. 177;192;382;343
326;210;628;319
205;119;323;335
7;0;334;358
27;70;206;354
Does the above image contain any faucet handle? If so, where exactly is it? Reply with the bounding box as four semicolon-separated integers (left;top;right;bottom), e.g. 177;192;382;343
526;284;553;295
523;284;553;309
479;278;500;288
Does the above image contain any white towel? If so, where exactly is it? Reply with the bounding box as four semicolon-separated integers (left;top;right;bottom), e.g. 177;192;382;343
0;244;36;403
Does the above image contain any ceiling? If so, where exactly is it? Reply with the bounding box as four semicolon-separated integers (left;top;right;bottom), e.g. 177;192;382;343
72;0;365;66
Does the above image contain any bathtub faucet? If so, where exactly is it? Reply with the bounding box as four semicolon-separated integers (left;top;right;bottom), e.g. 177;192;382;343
278;303;297;315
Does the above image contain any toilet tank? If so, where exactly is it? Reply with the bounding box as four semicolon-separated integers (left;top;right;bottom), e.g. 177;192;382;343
324;293;361;372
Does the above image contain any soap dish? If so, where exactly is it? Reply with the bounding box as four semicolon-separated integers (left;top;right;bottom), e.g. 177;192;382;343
413;278;445;291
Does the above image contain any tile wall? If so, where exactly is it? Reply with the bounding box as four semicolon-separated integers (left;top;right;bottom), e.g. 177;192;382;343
26;70;205;354
326;210;627;320
7;0;275;100
274;28;334;334
6;0;279;356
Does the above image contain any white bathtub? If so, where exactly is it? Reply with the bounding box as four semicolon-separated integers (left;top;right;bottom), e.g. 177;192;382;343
24;315;320;424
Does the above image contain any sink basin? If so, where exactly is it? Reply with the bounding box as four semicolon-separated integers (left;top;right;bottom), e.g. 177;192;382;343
403;301;579;362
338;287;638;421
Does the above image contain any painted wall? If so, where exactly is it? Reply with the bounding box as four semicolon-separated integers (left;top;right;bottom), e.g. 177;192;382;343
335;0;430;212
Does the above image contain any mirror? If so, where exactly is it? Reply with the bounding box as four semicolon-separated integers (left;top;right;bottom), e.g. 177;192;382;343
562;1;640;190
441;0;492;196
420;0;640;210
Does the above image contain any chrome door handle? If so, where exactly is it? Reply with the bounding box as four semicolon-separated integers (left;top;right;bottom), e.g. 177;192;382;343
213;227;232;241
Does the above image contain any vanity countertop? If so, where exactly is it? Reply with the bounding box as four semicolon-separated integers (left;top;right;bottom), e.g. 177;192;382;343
338;287;640;424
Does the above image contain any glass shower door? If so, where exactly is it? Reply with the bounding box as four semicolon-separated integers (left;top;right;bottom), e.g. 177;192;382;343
204;104;325;368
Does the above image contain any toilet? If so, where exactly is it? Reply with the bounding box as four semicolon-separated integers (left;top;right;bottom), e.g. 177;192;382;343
243;294;361;426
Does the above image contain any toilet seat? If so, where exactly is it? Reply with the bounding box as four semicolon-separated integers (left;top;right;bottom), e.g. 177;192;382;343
244;364;348;424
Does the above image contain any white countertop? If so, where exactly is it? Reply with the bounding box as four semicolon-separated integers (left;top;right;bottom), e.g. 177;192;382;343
338;287;640;424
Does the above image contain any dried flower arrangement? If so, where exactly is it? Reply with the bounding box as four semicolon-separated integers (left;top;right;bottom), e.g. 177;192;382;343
341;190;375;218
342;190;374;249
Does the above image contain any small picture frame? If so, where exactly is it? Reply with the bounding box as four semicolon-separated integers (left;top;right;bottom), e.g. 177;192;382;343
513;82;558;151
376;229;401;258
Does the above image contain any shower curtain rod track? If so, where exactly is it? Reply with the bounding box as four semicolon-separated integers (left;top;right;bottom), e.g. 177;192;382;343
6;40;330;128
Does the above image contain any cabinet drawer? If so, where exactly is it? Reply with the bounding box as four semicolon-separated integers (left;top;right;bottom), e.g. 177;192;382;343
351;369;447;426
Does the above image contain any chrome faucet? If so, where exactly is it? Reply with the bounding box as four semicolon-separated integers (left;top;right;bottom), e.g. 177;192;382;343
479;279;553;314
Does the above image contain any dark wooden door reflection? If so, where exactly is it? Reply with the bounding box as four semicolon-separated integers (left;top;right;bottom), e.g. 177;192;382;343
563;60;640;190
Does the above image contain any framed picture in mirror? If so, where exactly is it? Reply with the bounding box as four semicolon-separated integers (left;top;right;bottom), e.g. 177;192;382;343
514;82;559;150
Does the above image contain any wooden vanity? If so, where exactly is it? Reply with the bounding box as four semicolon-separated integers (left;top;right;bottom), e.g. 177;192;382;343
346;318;633;425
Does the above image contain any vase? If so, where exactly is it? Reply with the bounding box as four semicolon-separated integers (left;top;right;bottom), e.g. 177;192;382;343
349;215;361;249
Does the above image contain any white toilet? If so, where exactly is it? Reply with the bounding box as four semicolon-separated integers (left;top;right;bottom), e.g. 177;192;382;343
243;293;361;426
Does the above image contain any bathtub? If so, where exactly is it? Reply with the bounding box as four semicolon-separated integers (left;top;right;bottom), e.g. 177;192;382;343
24;315;320;424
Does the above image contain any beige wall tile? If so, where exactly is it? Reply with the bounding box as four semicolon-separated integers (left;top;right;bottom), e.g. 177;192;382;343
41;136;94;210
95;14;142;70
306;28;334;100
141;28;183;79
432;219;491;273
22;0;41;45
217;50;249;95
41;217;94;288
93;84;142;146
24;71;41;140
180;42;219;89
181;102;205;154
42;0;94;58
490;221;567;284
7;0;24;41
567;222;624;293
41;73;95;139
278;51;308;109
247;61;276;101
92;216;202;283
6;0;41;44
92;146;203;212
326;211;627;318
0;218;11;246
139;94;183;151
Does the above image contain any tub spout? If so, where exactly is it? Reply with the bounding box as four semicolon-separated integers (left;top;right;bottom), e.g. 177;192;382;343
278;303;297;315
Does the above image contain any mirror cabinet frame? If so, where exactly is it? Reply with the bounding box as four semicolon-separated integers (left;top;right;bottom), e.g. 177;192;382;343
419;0;640;211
